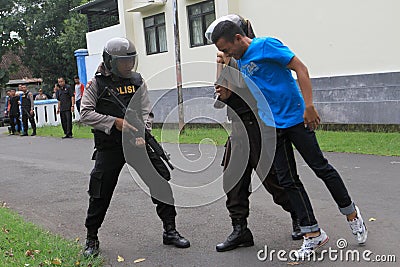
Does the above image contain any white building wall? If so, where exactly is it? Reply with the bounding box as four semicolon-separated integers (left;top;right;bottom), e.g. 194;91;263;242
83;0;400;85
129;0;216;90
130;3;176;89
85;24;125;80
235;0;400;77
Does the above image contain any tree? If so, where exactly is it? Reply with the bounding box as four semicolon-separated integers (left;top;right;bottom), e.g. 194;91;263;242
58;12;88;81
0;0;21;86
0;0;21;56
0;69;9;87
1;0;88;88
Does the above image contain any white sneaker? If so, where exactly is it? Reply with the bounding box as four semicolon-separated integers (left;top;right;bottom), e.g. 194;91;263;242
348;205;368;244
295;229;329;260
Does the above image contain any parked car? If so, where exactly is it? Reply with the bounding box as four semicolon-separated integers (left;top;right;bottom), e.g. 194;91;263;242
0;99;10;127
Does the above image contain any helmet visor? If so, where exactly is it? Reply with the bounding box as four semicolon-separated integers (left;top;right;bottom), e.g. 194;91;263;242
110;54;138;78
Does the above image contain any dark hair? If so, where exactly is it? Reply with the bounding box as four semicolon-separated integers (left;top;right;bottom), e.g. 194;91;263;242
238;18;256;39
74;75;79;79
211;20;245;44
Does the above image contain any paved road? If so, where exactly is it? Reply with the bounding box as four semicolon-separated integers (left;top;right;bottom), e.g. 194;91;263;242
0;128;399;267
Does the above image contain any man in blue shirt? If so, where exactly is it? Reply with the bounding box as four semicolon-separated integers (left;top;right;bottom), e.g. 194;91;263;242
206;14;303;253
211;20;367;259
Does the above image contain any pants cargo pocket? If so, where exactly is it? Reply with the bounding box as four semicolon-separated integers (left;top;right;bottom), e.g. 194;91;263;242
149;151;171;181
88;170;103;198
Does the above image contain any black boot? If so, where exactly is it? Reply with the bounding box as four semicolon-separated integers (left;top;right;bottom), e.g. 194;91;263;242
163;223;190;248
83;238;100;257
216;218;254;252
291;213;303;240
31;129;36;136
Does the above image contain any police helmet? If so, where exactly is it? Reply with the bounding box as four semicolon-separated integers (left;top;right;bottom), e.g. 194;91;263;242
103;37;138;78
205;14;255;42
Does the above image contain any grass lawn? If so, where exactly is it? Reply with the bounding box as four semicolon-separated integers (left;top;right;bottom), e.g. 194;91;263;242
36;123;93;139
0;204;103;267
316;130;400;157
35;124;400;157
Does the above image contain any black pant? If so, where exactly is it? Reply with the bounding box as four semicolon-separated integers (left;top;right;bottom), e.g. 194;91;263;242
22;111;36;134
75;99;81;113
60;110;73;136
9;114;21;133
274;123;353;232
85;146;177;238
223;118;293;219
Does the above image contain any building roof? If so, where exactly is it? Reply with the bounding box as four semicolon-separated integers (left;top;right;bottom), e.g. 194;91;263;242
1;51;32;80
71;0;117;14
6;78;42;85
0;51;42;86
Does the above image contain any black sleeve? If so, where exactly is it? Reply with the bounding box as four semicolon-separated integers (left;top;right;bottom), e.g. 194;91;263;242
69;85;74;98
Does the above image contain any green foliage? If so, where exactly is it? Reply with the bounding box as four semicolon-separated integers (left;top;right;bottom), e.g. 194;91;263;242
0;68;10;86
0;0;89;86
0;1;21;55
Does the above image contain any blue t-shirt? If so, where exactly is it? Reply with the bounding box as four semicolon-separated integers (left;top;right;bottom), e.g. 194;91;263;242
237;37;305;129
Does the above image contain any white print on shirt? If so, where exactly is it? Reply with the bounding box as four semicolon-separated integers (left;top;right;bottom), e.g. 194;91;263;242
241;62;259;76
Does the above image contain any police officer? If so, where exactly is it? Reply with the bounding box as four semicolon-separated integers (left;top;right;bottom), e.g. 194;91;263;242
56;77;74;138
20;84;36;136
206;15;302;252
8;89;21;135
80;37;190;257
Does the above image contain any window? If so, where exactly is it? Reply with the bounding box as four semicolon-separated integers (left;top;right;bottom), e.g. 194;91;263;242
87;11;119;32
187;0;215;47
74;0;120;32
143;13;167;55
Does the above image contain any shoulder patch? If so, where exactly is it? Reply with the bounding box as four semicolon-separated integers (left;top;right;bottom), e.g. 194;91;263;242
130;72;143;88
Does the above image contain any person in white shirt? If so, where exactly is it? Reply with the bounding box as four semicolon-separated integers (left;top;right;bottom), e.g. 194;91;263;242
73;75;84;112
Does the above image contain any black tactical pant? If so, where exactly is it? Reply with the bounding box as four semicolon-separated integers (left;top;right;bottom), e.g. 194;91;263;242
22;111;36;134
85;146;176;238
223;118;293;219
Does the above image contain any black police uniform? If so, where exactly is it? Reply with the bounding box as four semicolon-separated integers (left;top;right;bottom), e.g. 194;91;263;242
9;95;21;134
84;73;188;252
20;91;36;136
216;91;302;252
57;85;74;137
222;92;293;218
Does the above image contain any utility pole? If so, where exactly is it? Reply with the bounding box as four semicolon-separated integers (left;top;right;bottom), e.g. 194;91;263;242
172;0;184;131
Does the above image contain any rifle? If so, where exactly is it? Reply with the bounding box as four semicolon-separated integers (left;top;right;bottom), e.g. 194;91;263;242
21;106;33;118
105;86;174;170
